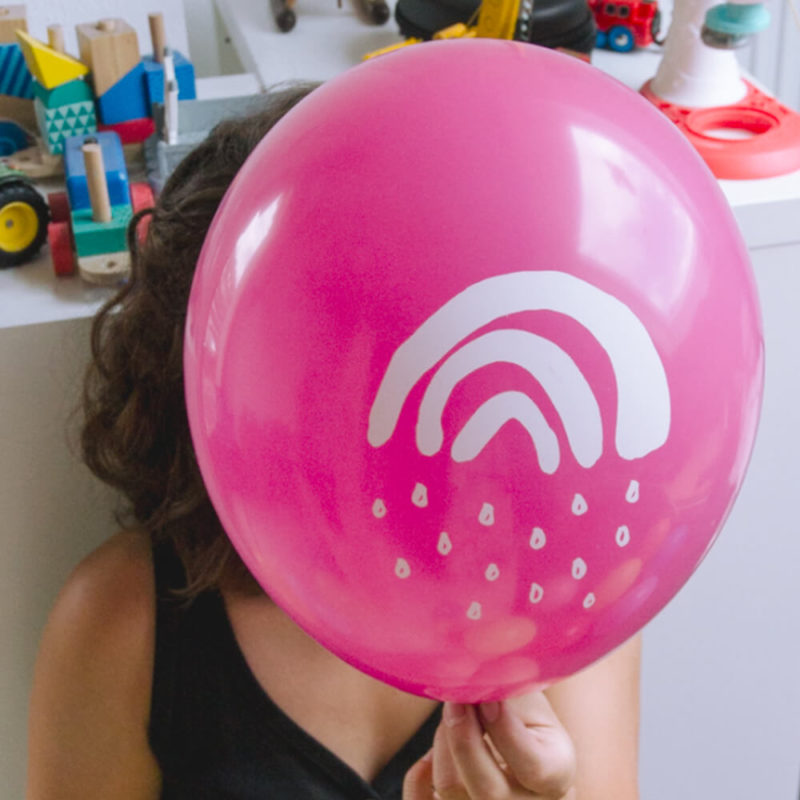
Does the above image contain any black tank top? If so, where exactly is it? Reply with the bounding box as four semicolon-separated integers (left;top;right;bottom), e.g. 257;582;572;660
148;542;441;799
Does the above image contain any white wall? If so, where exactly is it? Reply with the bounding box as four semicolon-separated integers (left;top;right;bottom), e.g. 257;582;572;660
0;318;118;800
639;242;800;799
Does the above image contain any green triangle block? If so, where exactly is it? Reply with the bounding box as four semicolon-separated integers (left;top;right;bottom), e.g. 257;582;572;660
65;107;78;118
78;115;89;126
51;109;64;120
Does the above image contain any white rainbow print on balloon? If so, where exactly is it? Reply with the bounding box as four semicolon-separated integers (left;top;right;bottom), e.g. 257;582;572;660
367;271;671;469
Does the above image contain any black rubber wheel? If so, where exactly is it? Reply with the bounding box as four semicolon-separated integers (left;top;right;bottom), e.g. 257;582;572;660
0;182;50;268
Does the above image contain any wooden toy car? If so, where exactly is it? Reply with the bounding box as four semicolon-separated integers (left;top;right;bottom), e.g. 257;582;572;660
46;130;153;284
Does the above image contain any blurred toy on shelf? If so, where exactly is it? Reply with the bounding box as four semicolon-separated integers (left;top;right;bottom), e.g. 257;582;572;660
77;17;151;133
5;141;62;178
369;0;595;59
0;160;48;267
145;92;262;193
8;10;198;170
641;0;800;178
46;130;153;284
271;0;391;33
142;12;195;107
0;5;36;155
589;0;662;51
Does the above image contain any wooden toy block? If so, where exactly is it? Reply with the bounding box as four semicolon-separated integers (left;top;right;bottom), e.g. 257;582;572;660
71;203;132;257
64;131;129;211
0;92;35;130
0;42;31;97
0;5;26;44
32;77;91;109
142;50;196;107
6;142;63;178
95;62;147;125
76;19;139;98
78;250;130;286
16;30;88;90
34;96;97;155
98;116;155;145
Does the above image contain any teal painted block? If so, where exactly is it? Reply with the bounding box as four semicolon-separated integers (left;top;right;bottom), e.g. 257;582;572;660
35;96;97;155
71;204;133;257
33;78;93;109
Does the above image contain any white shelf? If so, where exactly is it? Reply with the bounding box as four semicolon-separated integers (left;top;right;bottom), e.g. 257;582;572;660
0;73;262;332
216;0;800;250
4;14;799;332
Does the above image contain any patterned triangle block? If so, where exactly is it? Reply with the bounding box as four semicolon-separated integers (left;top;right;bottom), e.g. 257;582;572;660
37;96;98;155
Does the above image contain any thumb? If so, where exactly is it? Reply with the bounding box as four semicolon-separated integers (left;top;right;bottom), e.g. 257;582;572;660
402;749;435;800
479;695;576;797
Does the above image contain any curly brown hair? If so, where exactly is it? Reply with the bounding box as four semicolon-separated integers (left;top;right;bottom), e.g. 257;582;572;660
81;84;318;596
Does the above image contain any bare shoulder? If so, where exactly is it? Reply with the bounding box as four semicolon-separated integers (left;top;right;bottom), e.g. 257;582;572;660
545;634;642;800
27;530;161;800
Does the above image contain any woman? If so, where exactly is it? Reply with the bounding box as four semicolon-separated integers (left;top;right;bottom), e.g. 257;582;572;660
27;85;641;800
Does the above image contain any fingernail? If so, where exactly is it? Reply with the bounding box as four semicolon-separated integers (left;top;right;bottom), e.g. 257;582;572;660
443;702;467;726
479;701;500;723
421;748;433;763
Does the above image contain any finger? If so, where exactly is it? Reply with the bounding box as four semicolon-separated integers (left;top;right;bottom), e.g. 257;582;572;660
441;703;510;800
403;749;435;800
478;696;576;797
433;721;469;800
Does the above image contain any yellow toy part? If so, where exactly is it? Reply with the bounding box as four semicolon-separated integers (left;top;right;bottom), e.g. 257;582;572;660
475;0;521;38
16;29;88;90
0;200;39;252
365;0;521;59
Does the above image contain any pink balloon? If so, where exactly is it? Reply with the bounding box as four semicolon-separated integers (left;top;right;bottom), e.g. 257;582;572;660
184;40;763;702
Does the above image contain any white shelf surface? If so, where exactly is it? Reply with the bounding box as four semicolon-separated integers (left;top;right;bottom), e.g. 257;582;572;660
217;0;800;249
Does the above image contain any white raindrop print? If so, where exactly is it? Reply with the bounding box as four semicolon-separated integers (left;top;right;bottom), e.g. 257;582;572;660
437;531;453;555
529;527;547;550
372;499;387;518
485;563;500;581
479;503;495;526
583;592;596;609
412;482;429;508
572;558;588;580
395;558;411;579
616;525;631;547
626;480;640;503
467;602;482;620
529;582;544;603
572;493;588;516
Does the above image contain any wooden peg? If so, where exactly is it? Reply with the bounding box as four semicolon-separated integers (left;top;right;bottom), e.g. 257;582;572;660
82;143;112;223
148;12;166;63
47;24;64;54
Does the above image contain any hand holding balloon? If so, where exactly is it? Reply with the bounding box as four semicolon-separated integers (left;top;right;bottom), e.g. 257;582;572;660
404;693;576;800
